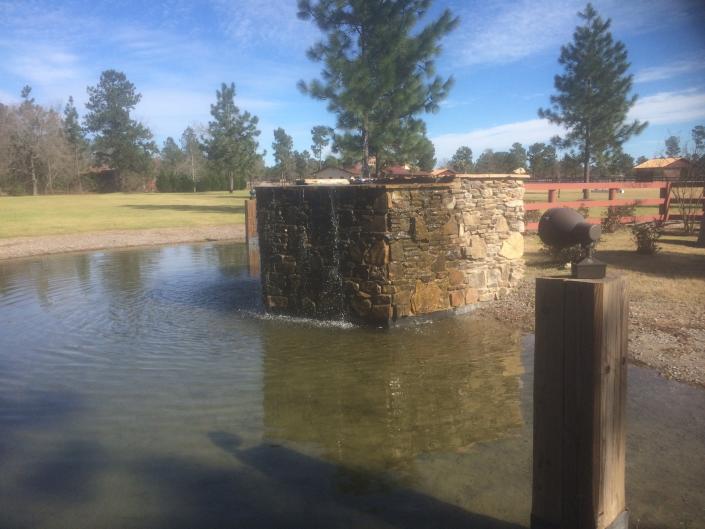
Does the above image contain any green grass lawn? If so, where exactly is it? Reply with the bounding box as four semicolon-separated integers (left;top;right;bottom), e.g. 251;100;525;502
0;191;249;239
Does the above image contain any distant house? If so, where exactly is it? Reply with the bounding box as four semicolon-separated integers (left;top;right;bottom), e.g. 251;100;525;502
634;157;690;181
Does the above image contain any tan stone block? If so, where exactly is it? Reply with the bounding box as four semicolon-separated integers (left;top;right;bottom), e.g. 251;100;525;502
370;304;393;322
499;232;524;259
469;236;487;259
390;240;404;261
411;216;429;241
351;296;372;316
449;289;464;307
465;288;479;304
394;304;412;319
388;262;404;280
448;269;465;286
463;212;481;227
410;280;446;314
443;217;458;236
366;239;389;266
466;270;487;288
494;216;509;232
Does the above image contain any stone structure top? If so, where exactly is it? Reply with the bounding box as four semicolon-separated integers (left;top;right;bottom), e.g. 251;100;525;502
256;173;530;191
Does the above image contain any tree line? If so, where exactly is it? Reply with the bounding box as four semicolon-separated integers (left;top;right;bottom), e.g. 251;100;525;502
3;2;699;195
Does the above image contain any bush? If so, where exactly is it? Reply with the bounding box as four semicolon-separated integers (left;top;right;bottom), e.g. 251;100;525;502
631;222;663;254
601;204;636;233
541;243;586;267
525;210;541;223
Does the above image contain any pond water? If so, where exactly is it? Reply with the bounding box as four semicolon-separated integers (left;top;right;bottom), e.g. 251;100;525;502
0;243;703;529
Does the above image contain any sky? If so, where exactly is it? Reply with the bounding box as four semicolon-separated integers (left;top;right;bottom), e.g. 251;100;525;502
1;0;704;165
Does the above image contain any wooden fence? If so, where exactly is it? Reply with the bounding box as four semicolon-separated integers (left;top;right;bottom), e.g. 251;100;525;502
524;181;704;231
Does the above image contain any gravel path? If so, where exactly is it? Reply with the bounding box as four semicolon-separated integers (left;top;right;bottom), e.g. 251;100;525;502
0;225;245;261
484;274;705;388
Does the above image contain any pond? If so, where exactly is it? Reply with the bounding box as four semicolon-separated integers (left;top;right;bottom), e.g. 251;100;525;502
0;242;703;529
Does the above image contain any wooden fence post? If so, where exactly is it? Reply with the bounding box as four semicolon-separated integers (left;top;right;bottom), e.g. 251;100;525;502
532;275;629;529
244;198;260;276
548;189;558;203
245;199;258;246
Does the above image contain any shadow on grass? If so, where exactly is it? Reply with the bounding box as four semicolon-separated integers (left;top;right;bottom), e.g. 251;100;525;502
121;204;244;214
596;249;705;279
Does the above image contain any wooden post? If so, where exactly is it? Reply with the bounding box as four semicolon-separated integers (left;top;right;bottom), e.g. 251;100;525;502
245;199;258;245
532;275;628;529
548;189;558;203
608;188;617;201
659;182;672;221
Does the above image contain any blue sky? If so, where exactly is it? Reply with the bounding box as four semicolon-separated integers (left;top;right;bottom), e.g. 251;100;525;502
1;0;704;165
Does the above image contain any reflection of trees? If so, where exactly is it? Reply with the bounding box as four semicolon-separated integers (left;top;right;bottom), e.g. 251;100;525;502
262;318;524;480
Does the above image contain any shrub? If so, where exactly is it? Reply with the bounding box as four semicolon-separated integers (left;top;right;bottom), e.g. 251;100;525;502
525;210;541;223
601;204;636;233
631;222;663;254
540;243;586;267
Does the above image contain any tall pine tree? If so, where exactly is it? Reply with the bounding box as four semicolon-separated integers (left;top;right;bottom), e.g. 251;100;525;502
204;83;261;193
84;70;157;190
539;3;646;198
272;127;294;182
297;0;458;178
63;96;87;192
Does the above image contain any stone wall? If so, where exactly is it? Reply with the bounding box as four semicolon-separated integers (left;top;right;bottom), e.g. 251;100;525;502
256;175;525;325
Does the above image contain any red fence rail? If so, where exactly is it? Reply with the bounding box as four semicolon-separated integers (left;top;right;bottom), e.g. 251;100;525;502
523;181;703;231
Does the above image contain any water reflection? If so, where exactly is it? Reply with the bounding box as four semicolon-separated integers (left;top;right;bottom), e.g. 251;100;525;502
262;319;524;483
0;243;703;529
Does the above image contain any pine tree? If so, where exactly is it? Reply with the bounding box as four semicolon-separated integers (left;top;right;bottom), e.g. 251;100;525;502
539;3;646;198
204;83;261;193
63;96;87;192
311;125;334;170
450;146;473;173
297;0;458;178
509;143;527;171
664;136;681;158
272;127;294;182
84;70;157;190
180;126;204;192
527;143;557;179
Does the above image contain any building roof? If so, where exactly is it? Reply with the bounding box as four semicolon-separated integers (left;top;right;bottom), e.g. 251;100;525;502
634;157;690;170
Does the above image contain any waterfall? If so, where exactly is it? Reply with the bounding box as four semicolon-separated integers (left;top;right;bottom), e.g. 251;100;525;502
322;188;346;320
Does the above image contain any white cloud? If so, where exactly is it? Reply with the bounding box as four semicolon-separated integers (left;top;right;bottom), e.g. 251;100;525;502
630;88;705;124
211;0;314;53
6;46;83;84
432;88;705;160
450;0;700;67
635;58;705;83
432;118;564;160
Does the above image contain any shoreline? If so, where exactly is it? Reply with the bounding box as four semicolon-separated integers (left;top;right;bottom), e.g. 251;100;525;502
483;274;705;390
1;227;702;390
0;225;246;261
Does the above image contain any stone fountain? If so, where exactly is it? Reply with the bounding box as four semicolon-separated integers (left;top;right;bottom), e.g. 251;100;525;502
255;174;526;325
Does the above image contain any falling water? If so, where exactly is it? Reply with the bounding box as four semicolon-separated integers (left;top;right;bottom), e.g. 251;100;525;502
321;188;346;320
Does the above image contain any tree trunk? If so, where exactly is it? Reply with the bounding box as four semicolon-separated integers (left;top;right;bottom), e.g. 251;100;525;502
30;156;38;196
229;172;234;194
696;213;705;247
75;147;83;193
362;132;370;179
191;153;196;192
583;145;591;200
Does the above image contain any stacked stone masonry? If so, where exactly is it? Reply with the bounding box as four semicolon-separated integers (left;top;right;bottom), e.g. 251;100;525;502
256;175;525;325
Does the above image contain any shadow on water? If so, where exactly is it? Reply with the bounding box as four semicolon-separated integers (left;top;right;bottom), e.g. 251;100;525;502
21;440;107;502
121;204;245;214
127;430;526;529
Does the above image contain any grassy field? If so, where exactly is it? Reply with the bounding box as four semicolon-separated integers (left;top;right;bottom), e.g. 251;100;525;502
0;191;249;239
523;227;705;306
